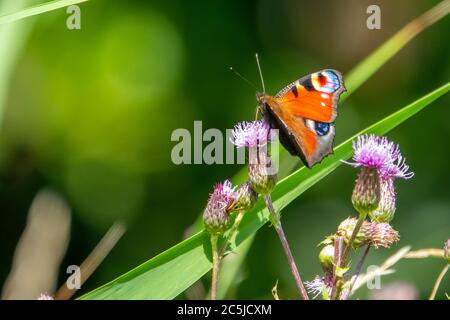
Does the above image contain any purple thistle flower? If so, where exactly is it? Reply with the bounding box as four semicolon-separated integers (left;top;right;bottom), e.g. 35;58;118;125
203;180;234;235
305;276;333;299
345;134;414;180
214;180;234;199
381;154;414;180
230;120;274;148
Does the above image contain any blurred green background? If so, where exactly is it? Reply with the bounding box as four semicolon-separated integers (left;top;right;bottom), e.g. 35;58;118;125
0;0;449;299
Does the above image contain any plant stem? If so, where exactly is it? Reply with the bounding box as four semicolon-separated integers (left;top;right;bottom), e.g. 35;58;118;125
219;211;245;257
264;195;309;300
429;264;449;300
210;234;220;300
330;234;344;300
342;213;366;264
341;245;371;300
333;213;366;300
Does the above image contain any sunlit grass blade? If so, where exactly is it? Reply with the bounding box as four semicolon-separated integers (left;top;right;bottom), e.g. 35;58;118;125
0;0;88;25
80;82;449;300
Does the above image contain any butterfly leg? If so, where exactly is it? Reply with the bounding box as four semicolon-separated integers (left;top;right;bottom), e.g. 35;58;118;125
255;106;261;120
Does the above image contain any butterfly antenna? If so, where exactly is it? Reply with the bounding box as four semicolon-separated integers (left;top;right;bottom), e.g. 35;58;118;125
255;53;266;93
229;67;259;91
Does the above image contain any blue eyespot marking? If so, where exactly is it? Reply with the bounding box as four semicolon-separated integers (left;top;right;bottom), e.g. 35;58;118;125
315;122;330;136
319;71;341;93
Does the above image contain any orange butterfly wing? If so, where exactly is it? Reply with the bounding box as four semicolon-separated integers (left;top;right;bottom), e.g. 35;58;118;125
275;69;345;123
262;70;345;167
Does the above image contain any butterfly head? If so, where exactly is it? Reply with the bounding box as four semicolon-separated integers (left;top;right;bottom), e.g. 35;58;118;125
256;91;272;106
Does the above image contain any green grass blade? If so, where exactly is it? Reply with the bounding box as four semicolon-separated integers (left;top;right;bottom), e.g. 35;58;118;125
0;0;88;25
80;82;449;300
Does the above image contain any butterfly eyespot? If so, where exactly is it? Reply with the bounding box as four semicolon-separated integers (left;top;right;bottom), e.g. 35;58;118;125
317;73;327;86
315;122;330;136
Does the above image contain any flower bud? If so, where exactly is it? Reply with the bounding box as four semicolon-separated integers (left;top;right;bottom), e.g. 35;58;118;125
370;223;400;248
203;181;233;235
227;182;258;213
319;245;335;277
338;217;373;248
248;149;277;195
369;178;396;223
444;239;450;264
352;167;380;216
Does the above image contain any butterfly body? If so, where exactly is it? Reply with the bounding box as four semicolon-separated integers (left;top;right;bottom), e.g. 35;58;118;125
257;69;345;168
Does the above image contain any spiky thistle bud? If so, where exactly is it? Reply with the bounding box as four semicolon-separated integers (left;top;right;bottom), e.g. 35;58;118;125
203;180;234;235
370;223;400;248
369;178;396;223
319;245;335;277
352;167;380;216
227;182;258;213
444;239;450;264
338;217;373;248
248;149;277;195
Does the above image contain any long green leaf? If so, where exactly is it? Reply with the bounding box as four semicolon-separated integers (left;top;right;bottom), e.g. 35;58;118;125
0;0;88;25
80;82;449;299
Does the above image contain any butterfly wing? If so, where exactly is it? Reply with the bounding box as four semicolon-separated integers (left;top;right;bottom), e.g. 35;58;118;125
262;69;345;167
275;69;345;122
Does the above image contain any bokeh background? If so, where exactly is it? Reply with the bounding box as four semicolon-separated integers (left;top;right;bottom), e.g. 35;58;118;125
0;0;449;299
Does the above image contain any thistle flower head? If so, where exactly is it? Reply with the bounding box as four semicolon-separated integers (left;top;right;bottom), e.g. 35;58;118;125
227;182;258;213
336;217;399;249
369;178;396;223
248;150;277;195
37;293;54;300
203;180;234;235
352;167;381;216
444;239;450;264
338;217;373;248
305;276;333;299
346;134;414;180
230;120;273;148
370;223;400;248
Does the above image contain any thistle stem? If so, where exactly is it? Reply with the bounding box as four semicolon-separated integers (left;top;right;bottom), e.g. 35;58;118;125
428;264;449;300
342;212;366;264
264;194;309;300
330;234;344;300
219;211;245;257
210;234;220;300
341;245;371;300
